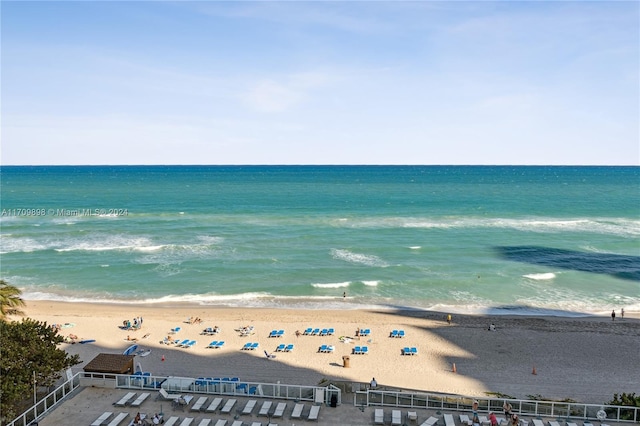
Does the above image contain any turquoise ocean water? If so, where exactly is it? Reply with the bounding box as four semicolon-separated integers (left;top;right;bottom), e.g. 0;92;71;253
1;165;638;316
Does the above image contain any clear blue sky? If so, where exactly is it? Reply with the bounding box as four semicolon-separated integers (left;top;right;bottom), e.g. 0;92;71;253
2;1;638;165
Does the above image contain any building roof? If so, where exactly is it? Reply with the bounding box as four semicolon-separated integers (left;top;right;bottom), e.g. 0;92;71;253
83;353;135;374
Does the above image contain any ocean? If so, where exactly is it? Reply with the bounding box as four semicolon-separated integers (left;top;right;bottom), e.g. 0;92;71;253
1;165;638;316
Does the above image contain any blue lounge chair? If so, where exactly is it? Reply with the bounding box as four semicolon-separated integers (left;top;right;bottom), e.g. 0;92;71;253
390;330;399;338
206;341;219;348
249;342;259;350
327;327;335;335
215;341;225;348
242;342;252;350
185;340;197;348
353;346;362;354
402;347;411;355
275;344;286;352
361;346;369;354
303;327;313;335
177;339;190;347
276;329;284;337
398;330;405;338
268;330;278;338
320;328;328;336
410;347;418;355
169;327;181;334
311;328;320;335
285;344;294;352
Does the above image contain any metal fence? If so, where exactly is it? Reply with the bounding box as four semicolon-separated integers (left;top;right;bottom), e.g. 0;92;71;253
354;390;639;423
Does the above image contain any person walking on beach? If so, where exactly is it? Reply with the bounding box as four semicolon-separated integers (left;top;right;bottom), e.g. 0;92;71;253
621;308;625;319
611;310;616;321
447;314;452;325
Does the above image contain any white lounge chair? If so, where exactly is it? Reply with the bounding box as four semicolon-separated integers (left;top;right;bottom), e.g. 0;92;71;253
392;409;402;425
114;392;136;407
197;420;212;426
205;397;223;412
242;399;257;414
220;398;237;414
291;403;304;419
191;396;208;411
258;400;272;416
130;392;150;407
106;412;129;426
567;423;578;426
375;408;385;424
532;419;544;426
408;411;418;422
273;402;286;417
214;420;227;426
308;405;320;421
421;416;439;426
179;418;194;426
163;417;180;426
251;423;262;426
231;421;243;426
444;414;456;426
159;388;182;401
91;411;112;426
548;422;561;426
460;414;471;425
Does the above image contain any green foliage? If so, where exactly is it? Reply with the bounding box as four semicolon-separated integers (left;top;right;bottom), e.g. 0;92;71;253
605;393;640;421
0;318;81;423
0;279;26;321
607;393;640;407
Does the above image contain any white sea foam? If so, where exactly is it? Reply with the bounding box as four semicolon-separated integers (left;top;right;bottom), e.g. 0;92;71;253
0;236;48;253
311;282;350;289
523;272;556;280
362;280;379;286
409;246;421;250
341;216;640;238
330;248;389;267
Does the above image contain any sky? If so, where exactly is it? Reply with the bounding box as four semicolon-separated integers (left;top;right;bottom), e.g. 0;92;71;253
1;1;638;166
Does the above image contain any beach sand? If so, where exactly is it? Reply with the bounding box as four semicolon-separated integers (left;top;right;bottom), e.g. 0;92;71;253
18;301;640;404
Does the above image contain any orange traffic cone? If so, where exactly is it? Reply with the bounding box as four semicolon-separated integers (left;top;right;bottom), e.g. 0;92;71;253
452;363;457;373
532;365;537;375
161;355;165;362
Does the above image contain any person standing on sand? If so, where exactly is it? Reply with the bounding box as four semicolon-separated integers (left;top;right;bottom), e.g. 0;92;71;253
447;314;452;325
621;308;625;319
611;310;616;321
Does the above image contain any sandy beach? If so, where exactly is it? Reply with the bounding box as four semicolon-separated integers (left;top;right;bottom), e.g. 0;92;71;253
17;301;640;404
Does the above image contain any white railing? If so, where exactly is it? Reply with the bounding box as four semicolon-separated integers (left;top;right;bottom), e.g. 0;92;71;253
354;390;639;423
5;373;81;426
7;372;339;426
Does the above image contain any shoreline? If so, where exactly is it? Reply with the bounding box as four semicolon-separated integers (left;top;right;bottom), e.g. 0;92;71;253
15;300;640;404
19;294;639;318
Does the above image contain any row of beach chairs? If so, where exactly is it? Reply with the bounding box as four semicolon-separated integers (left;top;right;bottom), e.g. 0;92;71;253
274;343;294;352
302;327;335;336
402;346;418;355
268;329;285;338
374;408;419;425
389;329;406;338
352;345;369;354
206;340;225;349
241;342;259;350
